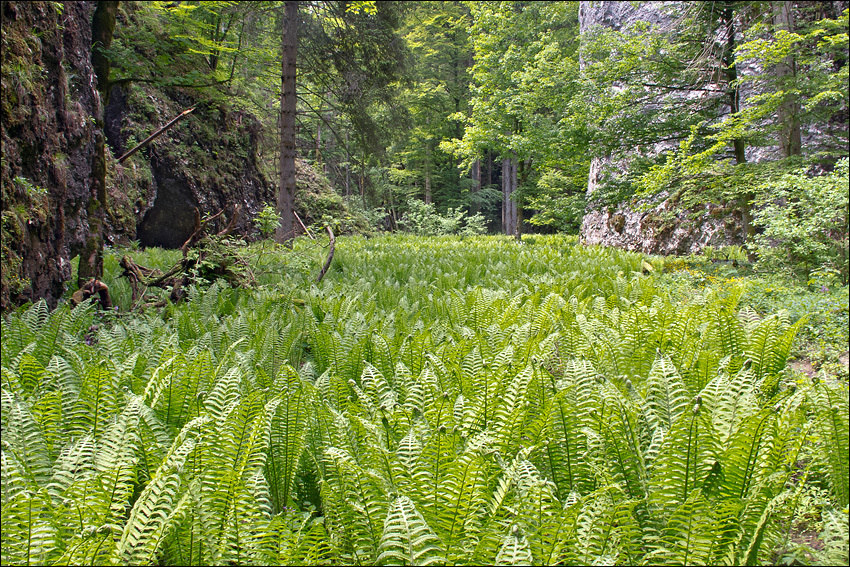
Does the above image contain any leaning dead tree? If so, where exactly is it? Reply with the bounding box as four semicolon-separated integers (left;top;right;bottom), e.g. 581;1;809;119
117;106;195;163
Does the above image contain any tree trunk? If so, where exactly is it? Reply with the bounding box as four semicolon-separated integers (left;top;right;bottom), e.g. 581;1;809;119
424;124;432;204
721;3;747;166
502;156;518;236
424;157;432;205
721;2;757;262
79;0;119;286
316;120;322;165
516;158;532;240
344;131;351;198
774;1;802;157
470;159;481;214
276;0;298;243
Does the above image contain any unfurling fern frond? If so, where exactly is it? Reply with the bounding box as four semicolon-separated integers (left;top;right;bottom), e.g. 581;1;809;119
377;495;444;566
816;508;850;566
495;524;533;565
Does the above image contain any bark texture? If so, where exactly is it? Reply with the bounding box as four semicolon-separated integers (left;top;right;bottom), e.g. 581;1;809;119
276;0;299;243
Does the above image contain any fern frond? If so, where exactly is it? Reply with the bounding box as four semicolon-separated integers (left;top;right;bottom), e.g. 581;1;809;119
494;524;533;565
268;365;309;513
2;393;52;486
649;399;715;514
0;486;61;566
322;446;388;564
537;386;594;498
377;495;444;566
644;353;689;432
645;489;713;565
809;377;850;507
433;446;490;562
117;433;198;564
816;508;850;566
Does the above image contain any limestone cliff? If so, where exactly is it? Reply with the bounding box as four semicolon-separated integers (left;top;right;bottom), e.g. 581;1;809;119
577;0;847;255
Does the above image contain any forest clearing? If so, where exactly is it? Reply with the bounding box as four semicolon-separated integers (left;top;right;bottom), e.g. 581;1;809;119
2;235;848;565
1;0;848;564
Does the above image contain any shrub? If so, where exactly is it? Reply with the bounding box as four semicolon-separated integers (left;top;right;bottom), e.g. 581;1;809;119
254;203;281;239
400;199;488;236
753;158;849;284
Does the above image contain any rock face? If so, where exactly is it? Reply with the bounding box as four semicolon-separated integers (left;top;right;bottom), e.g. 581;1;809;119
0;1;274;309
578;0;670;33
578;1;713;254
0;1;100;309
576;1;742;254
580;199;744;255
104;84;272;249
577;0;847;254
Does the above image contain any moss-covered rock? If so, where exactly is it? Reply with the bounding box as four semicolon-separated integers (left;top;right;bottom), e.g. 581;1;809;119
1;1;101;310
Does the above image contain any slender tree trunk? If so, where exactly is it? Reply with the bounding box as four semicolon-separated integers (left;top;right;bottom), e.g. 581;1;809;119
720;4;746;166
502;156;517;236
344;131;350;198
424;153;432;205
316;120;322;165
470;159;481;214
360;151;366;208
720;2;758;262
79;0;119;287
276;0;298;243
424;118;432;204
515;158;532;240
774;1;802;157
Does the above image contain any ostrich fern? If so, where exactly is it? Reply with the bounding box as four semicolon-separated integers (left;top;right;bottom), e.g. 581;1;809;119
1;234;846;565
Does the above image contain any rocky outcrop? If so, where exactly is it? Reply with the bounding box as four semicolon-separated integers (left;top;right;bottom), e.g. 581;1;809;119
580;198;744;254
577;1;847;255
103;84;272;248
1;1;100;309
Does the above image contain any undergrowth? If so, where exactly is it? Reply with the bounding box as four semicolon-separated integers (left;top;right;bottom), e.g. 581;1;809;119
2;234;847;565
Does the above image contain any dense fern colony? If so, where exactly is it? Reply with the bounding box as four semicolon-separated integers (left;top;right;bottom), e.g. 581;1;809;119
2;235;848;565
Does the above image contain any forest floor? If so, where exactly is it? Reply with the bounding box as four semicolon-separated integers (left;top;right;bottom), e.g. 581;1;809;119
3;233;844;566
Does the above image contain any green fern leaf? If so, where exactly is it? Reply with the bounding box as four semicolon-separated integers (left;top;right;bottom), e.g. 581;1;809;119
377;495;444;566
495;524;533;565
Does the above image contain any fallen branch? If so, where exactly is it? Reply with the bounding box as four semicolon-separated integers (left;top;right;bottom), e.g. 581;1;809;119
181;207;227;257
118;106;195;163
293;210;315;240
217;204;241;236
315;226;335;283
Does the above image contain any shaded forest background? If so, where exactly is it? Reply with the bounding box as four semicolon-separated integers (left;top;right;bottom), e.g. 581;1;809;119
1;0;848;310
